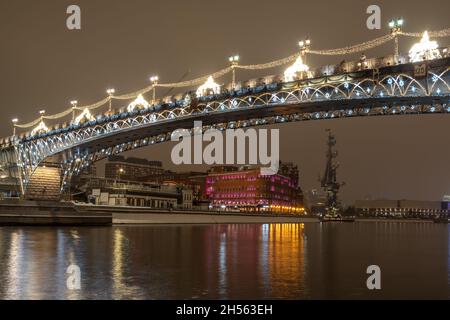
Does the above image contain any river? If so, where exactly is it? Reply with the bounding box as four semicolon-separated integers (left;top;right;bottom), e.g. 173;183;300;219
0;222;448;299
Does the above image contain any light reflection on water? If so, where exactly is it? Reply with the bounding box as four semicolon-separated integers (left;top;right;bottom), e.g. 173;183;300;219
0;223;448;299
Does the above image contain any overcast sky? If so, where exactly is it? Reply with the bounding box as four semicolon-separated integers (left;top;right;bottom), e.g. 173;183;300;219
0;0;449;205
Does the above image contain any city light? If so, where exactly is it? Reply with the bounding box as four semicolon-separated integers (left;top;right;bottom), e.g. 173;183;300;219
228;55;239;63
11;118;18;136
389;18;404;32
298;38;311;50
106;89;115;112
150;76;159;84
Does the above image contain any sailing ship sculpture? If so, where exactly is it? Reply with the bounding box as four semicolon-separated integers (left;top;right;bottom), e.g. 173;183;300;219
320;130;353;222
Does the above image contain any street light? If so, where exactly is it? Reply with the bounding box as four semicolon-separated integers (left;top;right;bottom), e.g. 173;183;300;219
298;38;311;64
228;55;239;89
70;100;78;121
106;88;115;112
150;76;159;102
229;55;239;63
389;18;404;32
389;18;404;58
39;110;46;122
298;38;311;51
11;118;18;136
117;167;124;183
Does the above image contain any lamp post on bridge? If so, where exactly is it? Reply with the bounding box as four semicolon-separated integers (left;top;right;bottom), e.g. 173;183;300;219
389;18;404;62
11;118;18;136
106;88;115;113
298;38;311;64
150;76;159;103
228;55;239;90
70;100;78;122
39;110;46;121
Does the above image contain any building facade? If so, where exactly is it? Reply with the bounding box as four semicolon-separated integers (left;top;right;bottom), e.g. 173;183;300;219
205;166;304;214
105;155;164;181
144;171;209;208
86;178;193;209
354;199;449;218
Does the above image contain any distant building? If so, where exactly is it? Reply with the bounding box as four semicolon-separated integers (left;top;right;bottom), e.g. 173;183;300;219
354;199;449;218
144;171;209;207
279;162;300;189
86;177;193;209
205;165;304;214
105;155;164;181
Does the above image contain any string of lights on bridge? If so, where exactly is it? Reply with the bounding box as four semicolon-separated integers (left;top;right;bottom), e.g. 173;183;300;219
10;21;450;136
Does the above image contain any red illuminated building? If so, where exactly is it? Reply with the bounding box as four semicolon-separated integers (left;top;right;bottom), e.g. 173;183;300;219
205;165;304;214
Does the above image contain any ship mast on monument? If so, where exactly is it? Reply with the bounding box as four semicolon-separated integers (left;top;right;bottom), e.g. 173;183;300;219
320;129;343;218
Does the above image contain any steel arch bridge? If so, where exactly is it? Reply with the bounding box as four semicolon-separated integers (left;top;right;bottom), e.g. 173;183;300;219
0;56;449;196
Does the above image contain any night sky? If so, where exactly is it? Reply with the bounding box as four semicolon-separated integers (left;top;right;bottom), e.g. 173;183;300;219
0;0;449;205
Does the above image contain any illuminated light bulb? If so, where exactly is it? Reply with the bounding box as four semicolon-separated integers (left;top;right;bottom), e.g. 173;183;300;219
127;94;150;112
409;31;441;62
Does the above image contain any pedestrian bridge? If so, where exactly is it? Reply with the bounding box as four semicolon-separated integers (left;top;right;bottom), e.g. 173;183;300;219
0;29;449;197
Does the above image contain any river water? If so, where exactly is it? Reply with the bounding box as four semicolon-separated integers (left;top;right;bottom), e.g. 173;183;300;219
0;222;448;299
